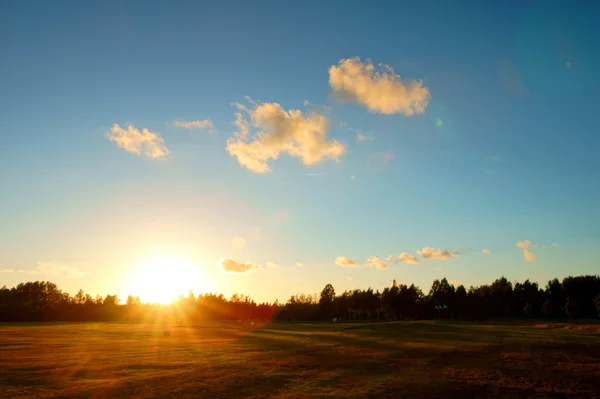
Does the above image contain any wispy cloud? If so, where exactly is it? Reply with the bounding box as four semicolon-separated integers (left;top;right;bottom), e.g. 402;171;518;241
173;119;214;133
0;269;14;273
516;240;532;249
266;261;278;268
524;248;536;262
296;262;304;268
397;252;419;264
219;259;261;273
366;256;388;270
226;101;346;173
356;131;373;142
553;243;560;247
31;262;88;279
329;57;430;115
335;256;388;270
335;256;356;267
516;240;536;262
417;247;459;260
449;279;460;285
106;123;169;159
482;248;490;254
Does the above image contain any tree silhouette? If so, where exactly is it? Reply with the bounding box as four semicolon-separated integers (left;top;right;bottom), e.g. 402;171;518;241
0;274;598;323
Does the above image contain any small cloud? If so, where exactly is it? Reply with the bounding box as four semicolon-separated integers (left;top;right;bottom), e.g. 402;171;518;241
356;131;373;142
296;262;304;268
449;279;460;285
516;240;532;249
487;155;500;161
482;248;490;254
226;101;346;173
566;61;572;69
417;247;459;260
106;123;169;159
347;276;354;281
0;269;14;273
173;119;214;133
484;168;493;174
266;261;278;268
339;122;347;128
329;57;430;115
523;248;536;262
34;262;88;279
366;256;388;270
398;252;419;264
219;259;261;273
552;243;560;247
435;118;444;128
232;236;246;252
335;256;356;267
542;244;549;249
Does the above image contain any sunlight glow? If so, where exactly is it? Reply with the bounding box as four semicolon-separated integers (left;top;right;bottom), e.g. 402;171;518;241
129;253;208;304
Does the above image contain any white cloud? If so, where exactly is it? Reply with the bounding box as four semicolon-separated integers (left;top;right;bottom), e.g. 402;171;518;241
0;269;14;273
449;279;460;285
266;261;278;268
366;256;388;270
296;262;304;268
219;259;261;273
417;247;459;260
552;243;560;247
482;248;490;254
523;249;536;262
226;101;346;173
398;252;419;264
106;124;169;159
34;262;88;279
335;256;356;267
329;57;430;115
173;119;214;133
542;245;549;249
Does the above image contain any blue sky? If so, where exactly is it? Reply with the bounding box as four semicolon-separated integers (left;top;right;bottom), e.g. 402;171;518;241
1;0;599;303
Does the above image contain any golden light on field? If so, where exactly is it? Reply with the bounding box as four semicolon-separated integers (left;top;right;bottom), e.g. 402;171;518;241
128;253;208;304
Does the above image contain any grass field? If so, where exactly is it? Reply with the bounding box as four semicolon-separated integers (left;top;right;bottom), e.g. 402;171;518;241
1;321;599;398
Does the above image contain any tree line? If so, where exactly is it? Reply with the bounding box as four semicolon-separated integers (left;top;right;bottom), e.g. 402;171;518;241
1;274;599;323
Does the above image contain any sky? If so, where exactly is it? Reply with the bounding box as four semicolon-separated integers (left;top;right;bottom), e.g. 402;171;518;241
1;0;599;303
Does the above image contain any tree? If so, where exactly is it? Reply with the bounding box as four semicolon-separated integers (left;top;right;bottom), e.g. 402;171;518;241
563;296;579;322
319;284;336;320
523;302;532;317
594;293;600;317
541;298;554;318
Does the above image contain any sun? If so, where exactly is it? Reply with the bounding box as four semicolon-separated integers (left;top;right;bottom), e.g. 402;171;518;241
129;253;207;304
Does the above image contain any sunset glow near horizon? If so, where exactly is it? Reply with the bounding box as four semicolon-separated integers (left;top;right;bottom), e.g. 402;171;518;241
1;1;599;304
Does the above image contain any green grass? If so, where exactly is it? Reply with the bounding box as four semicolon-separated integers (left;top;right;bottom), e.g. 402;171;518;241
1;321;599;398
